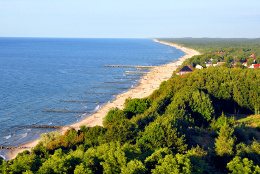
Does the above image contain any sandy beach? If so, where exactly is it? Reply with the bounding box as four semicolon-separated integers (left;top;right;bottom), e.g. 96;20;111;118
6;39;200;160
68;39;200;128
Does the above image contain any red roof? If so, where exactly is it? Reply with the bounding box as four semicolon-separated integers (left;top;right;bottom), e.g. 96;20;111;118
253;64;260;68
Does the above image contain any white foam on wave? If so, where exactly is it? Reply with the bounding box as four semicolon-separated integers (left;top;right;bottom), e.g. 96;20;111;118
19;133;28;139
94;105;100;112
4;135;11;140
0;154;6;160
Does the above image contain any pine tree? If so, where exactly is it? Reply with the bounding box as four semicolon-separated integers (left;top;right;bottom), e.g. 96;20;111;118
215;123;235;156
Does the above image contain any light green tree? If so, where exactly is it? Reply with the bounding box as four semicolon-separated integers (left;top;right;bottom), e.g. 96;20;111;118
215;124;235;156
74;163;92;174
152;154;191;174
121;160;146;174
227;156;260;174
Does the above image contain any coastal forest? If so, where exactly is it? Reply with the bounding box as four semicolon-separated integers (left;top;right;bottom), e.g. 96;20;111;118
166;38;260;68
1;39;260;174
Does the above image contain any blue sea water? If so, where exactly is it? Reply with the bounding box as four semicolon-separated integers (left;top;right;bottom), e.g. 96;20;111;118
0;38;184;155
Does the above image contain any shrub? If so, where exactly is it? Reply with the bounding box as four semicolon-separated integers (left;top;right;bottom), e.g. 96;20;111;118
124;98;151;118
227;156;260;174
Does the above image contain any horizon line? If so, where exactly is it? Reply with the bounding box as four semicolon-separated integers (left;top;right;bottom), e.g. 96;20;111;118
0;36;260;39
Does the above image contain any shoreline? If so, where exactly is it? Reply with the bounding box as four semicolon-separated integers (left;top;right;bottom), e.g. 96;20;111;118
6;39;200;160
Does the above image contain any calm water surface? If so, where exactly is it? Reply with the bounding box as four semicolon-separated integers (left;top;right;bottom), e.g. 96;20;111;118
0;38;184;157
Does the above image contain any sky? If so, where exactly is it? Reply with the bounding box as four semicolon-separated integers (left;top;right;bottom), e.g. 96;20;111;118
0;0;260;38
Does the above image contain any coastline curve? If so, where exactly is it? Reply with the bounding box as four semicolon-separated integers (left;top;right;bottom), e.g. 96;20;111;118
6;39;200;160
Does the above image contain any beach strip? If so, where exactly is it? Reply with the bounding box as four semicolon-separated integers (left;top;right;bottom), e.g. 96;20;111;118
68;39;200;128
6;39;200;160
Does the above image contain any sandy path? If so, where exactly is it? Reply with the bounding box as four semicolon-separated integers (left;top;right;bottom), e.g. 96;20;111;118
6;39;200;160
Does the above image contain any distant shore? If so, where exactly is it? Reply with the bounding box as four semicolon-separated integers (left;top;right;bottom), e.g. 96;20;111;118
6;39;200;160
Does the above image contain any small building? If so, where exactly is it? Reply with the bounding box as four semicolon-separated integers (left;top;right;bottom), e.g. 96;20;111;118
195;64;203;69
249;64;260;69
242;62;248;67
177;66;193;75
206;63;213;67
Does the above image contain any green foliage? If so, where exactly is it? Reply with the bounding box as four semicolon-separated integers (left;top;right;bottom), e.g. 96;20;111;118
237;115;260;128
83;142;132;173
247;58;255;65
144;148;172;170
74;163;92;174
166;87;215;126
137;115;187;153
186;146;214;174
121;160;147;174
44;129;84;151
103;108;126;127
104;117;137;143
235;141;260;165
103;108;139;142
215;124;236;156
80;126;106;147
37;149;81;174
124;98;151;118
32;143;49;159
163;38;260;57
227;156;260;174
103;108;138;143
210;113;235;131
6;151;41;174
40;131;61;147
152;154;192;174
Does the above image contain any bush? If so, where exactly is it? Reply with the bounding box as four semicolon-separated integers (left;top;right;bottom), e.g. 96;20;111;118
121;160;147;174
40;131;61;147
80;126;106;147
210;113;235;132
124;98;151;118
144;148;172;170
227;156;260;174
152;154;192;174
103;108;126;128
137;115;187;153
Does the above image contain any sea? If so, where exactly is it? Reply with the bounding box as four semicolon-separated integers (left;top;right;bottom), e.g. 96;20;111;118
0;38;184;158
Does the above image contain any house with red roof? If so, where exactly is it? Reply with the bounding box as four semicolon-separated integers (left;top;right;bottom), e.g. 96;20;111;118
249;64;260;69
